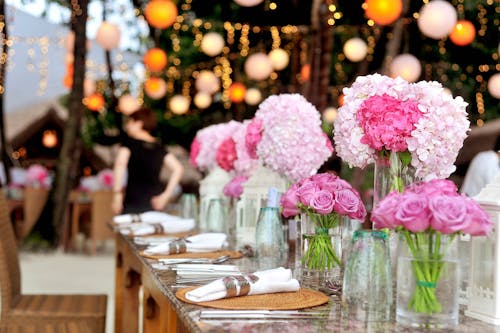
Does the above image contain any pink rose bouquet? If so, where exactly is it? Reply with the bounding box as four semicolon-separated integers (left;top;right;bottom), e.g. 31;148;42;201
334;74;469;181
97;169;114;189
25;164;51;188
281;173;367;270
245;94;333;183
372;179;493;315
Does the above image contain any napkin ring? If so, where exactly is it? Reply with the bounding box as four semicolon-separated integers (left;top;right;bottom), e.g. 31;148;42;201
131;214;141;223
168;240;187;254
151;223;165;234
223;274;259;298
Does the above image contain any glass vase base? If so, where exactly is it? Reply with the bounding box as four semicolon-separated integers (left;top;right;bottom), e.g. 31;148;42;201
396;310;458;329
301;267;341;291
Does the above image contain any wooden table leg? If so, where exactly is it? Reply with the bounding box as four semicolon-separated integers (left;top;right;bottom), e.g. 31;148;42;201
71;202;80;252
115;234;124;333
142;268;174;333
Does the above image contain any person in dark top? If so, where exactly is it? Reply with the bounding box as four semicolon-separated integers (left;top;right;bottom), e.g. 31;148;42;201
111;108;184;214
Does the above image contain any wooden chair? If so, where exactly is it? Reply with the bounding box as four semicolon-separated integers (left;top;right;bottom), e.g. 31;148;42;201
86;190;115;255
15;186;49;242
0;188;107;332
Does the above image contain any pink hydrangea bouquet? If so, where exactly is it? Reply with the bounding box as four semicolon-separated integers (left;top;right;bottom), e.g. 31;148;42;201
372;179;493;316
25;164;51;188
281;173;366;271
216;120;259;177
189;120;242;172
245;94;333;183
334;74;469;181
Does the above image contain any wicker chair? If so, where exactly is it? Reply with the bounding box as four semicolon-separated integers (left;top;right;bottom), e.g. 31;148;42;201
15;186;49;241
0;188;107;332
87;190;115;255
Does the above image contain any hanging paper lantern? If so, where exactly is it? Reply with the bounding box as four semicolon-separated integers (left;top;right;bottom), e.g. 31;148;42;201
343;37;368;62
144;0;178;29
390;53;421;82
42;130;58;148
194;92;212;109
144;77;167;100
195;70;220;94
418;0;457;40
449;20;476;46
365;0;402;26
118;94;141;115
488;73;500;99
84;93;106;112
323;107;338;123
233;0;264;7
228;82;247;103
96;22;121;50
338;94;344;107
83;78;96;97
268;48;290;71
200;32;225;57
169;95;190;114
244;53;273;81
301;64;311;81
143;48;168;72
244;88;262;105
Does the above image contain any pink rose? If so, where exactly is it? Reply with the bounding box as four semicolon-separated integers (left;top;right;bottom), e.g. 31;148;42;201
189;138;200;167
281;183;300;218
223;175;248;199
371;191;402;229
429;195;468;234
461;197;493;236
310;190;335;214
333;188;364;220
297;180;320;206
216;138;237;172
245;118;263;159
395;193;430;232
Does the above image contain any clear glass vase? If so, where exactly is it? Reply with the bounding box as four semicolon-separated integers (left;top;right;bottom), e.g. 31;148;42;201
373;151;418;268
396;232;459;328
300;212;343;290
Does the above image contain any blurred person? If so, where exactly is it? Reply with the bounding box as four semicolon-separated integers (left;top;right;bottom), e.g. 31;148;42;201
112;108;184;214
460;136;500;197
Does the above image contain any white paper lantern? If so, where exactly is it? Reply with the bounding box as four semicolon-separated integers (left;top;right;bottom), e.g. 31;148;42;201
268;48;290;71
244;53;273;81
96;21;121;50
343;37;368;62
487;73;500;99
169;95;190;114
194;92;212;109
118;94;140;115
323;107;338;123
200;32;225;57
244;88;262;105
418;0;457;40
233;0;264;6
195;71;220;95
390;53;421;82
83;78;96;97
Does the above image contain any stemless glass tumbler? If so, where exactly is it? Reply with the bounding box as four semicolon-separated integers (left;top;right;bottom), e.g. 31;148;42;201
255;206;286;269
342;230;393;322
205;198;228;234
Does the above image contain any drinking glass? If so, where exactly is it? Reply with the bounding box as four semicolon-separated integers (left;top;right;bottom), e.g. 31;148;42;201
255;207;286;269
342;229;393;322
179;193;198;221
205;198;228;234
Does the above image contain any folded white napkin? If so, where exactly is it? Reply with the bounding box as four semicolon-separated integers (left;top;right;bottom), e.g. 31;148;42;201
119;218;195;236
185;267;300;302
144;233;227;255
113;211;187;224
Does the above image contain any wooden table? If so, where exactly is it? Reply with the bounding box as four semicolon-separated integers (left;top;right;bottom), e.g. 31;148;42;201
114;232;500;333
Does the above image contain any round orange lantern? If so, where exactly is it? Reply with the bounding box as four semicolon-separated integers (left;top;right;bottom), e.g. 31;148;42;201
144;77;167;99
365;0;402;26
449;20;476;46
143;48;168;72
144;0;178;29
228;82;246;103
338;93;345;107
84;93;105;112
63;63;74;89
300;64;311;81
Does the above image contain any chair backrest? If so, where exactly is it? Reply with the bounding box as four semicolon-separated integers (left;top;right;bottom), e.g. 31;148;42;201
21;187;49;239
0;187;21;319
90;190;114;241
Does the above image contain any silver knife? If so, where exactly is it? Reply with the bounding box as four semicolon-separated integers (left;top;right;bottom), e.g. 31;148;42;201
199;310;328;319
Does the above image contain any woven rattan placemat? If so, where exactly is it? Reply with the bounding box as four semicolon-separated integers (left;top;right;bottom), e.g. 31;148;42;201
140;250;243;260
175;287;329;310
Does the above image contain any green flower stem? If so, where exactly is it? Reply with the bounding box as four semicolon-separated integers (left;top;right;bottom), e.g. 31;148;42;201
301;212;341;270
403;230;455;314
